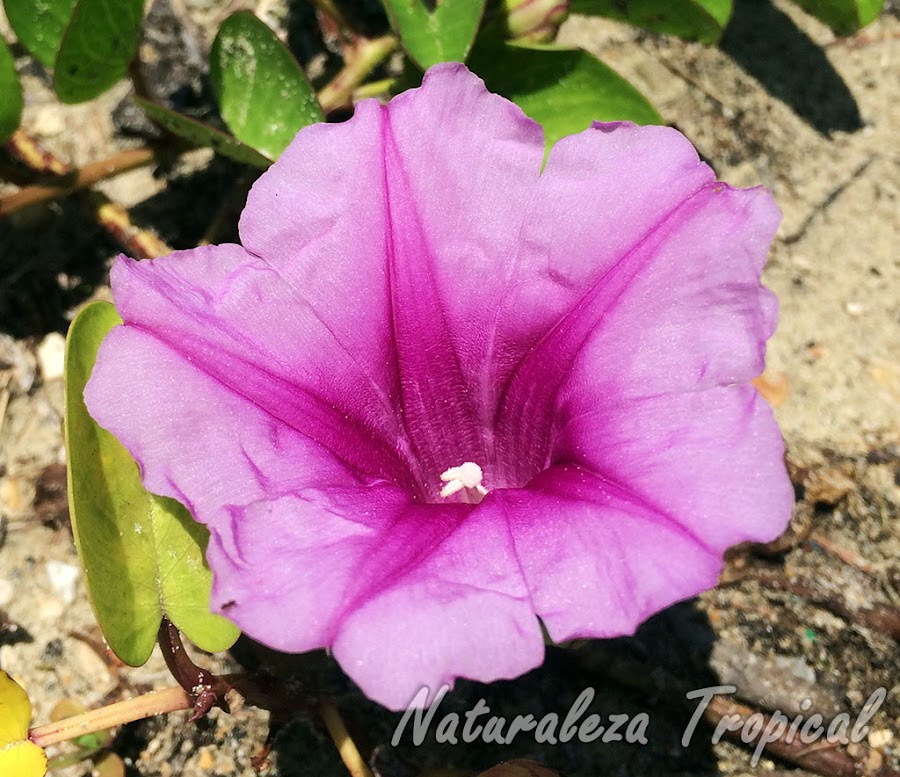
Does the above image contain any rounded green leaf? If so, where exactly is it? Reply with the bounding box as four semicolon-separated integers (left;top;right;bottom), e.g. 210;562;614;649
53;0;144;104
856;0;885;25
0;39;22;142
788;0;884;35
470;42;662;150
383;0;486;70
570;0;732;43
210;12;323;160
135;97;273;168
3;0;78;69
65;302;240;666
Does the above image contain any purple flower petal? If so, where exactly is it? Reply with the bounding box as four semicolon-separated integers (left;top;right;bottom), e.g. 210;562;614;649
238;63;549;497
496;468;723;641
85;63;792;710
506;386;790;644
331;500;543;710
207;484;544;709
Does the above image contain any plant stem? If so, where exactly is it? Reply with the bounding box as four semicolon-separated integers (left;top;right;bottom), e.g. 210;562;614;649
307;0;355;35
3;130;71;175
86;192;173;259
157;619;220;720
29;686;191;749
353;78;396;101
318;698;375;777
0;147;157;217
317;35;398;114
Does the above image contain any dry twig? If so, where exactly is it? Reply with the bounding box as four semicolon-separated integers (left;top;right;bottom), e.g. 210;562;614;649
0;147;158;217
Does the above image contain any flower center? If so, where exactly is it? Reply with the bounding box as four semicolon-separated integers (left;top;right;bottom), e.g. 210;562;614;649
439;461;488;504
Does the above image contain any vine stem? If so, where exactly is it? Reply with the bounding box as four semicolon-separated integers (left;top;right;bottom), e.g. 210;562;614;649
1;131;173;257
317;35;399;114
318;698;375;777
306;0;356;36
4;130;70;174
0;147;158;217
2;32;396;217
354;78;396;101
29;686;191;749
89;193;173;259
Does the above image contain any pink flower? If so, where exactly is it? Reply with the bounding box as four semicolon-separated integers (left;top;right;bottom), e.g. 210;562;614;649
85;64;792;710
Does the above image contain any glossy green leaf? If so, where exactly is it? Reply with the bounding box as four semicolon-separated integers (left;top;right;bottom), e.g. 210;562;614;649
382;0;486;70
856;0;886;25
570;0;732;43
3;0;78;68
53;0;144;104
135;97;272;168
470;42;662;149
0;39;22;142
65;302;240;667
210;12;323;160
788;0;884;34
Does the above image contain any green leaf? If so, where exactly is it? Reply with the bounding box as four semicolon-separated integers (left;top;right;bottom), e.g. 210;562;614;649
65;302;240;666
856;0;885;25
0;39;22;142
570;0;732;43
469;42;662;149
210;12;323;160
134;97;272;168
3;0;78;68
382;0;486;70
788;0;884;34
53;0;144;104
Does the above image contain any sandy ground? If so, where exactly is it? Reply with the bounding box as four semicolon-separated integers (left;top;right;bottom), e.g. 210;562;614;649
0;1;897;775
561;2;899;449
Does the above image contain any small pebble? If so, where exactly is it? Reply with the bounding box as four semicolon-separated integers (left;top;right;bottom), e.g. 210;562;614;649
804;466;855;504
845;301;865;316
0;578;13;607
197;747;216;770
868;729;893;750
864;748;883;772
752;370;790;408
773;655;816;683
37;333;67;382
0;334;37;393
70;641;116;700
0;478;27;516
30;108;65;137
46;560;81;605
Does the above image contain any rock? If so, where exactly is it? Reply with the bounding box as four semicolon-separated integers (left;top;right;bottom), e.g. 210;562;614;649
0;578;13;607
804;466;855;504
753;369;791;408
709;638;843;717
37;597;66;623
70;640;116;701
0;477;28;517
869;729;893;750
46;560;80;605
0;335;37;394
36;333;66;383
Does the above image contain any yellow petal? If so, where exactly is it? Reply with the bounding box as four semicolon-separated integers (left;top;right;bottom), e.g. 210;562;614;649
0;670;32;746
0;740;49;777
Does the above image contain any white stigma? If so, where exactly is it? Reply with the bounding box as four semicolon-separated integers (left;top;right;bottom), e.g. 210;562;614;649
439;461;488;500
